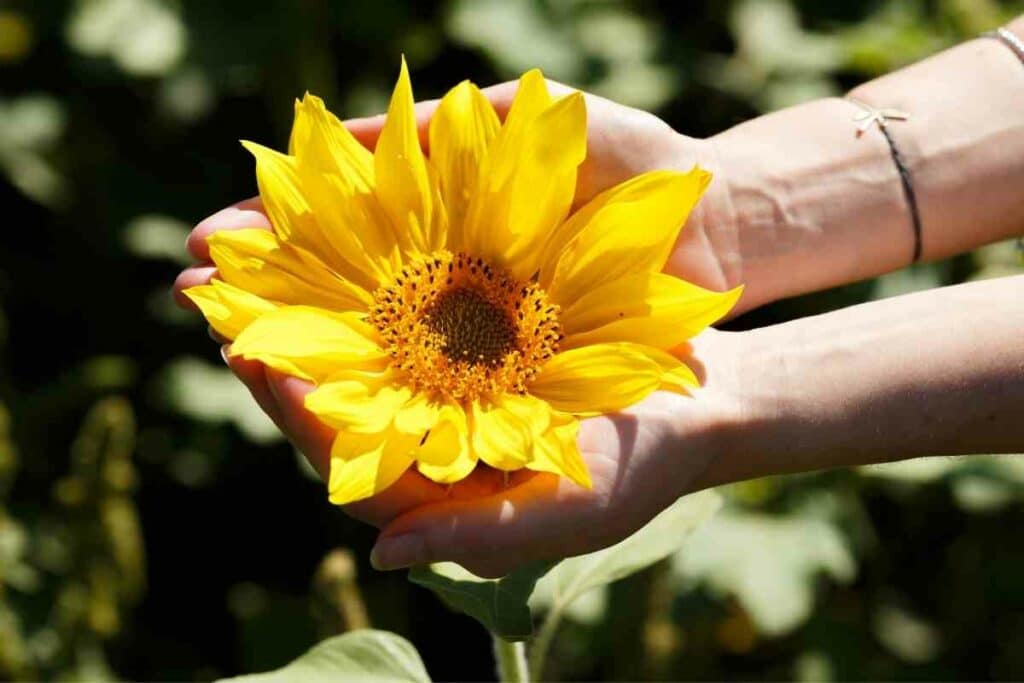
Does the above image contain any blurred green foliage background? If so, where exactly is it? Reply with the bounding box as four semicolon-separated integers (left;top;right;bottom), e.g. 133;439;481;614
1;0;1023;680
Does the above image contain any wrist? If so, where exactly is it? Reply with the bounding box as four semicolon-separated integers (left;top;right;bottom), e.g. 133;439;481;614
660;133;747;307
690;135;744;292
684;326;794;492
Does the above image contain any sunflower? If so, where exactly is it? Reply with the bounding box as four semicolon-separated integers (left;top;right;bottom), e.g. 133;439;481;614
185;61;741;505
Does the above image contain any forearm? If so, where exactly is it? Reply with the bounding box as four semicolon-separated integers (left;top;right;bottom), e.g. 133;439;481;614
702;275;1024;487
695;19;1024;312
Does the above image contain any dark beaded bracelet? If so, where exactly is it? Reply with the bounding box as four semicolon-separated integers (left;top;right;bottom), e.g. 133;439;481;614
847;97;922;263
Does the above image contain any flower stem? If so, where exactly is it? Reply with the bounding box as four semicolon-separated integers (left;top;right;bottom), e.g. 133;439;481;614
492;636;529;682
528;609;562;682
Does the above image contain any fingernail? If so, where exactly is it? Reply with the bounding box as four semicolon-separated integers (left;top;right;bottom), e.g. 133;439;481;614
220;344;230;366
370;534;425;571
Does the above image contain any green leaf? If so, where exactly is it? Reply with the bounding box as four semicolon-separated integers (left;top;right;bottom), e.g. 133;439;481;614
409;491;721;645
530;490;721;616
408;560;554;641
671;503;855;636
159;357;282;444
123;214;192;266
218;630;431;683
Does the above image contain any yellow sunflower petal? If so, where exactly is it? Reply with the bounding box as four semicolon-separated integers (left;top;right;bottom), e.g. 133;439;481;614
306;374;411;434
527;413;591;489
483;69;552;170
500;392;552;439
289;93;399;286
208;228;372;312
328;431;415;505
537;170;691;286
330;431;384;461
499;93;586;280
561;272;742;349
416;403;476;482
297;170;399;288
528;342;667;415
240;140;327;251
469;400;531;470
642;346;700;393
464;86;586;281
544;167;712;303
501;393;592;487
288;97;310;157
391;392;441;437
417;451;477;484
375;58;441;255
184;279;277;340
246;133;396;288
290;93;373;191
460;69;551;261
229;306;387;382
428;80;500;244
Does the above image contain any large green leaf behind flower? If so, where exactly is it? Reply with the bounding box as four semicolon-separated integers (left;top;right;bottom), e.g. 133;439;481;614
409;490;721;640
218;630;431;683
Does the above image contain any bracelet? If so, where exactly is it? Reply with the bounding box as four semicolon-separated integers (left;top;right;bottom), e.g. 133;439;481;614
984;27;1024;65
847;97;922;263
982;27;1024;257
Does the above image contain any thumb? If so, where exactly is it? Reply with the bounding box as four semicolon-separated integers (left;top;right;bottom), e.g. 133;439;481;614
369;471;608;578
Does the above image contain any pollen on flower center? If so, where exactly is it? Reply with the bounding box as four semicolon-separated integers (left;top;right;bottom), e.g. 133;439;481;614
425;288;517;366
369;251;561;402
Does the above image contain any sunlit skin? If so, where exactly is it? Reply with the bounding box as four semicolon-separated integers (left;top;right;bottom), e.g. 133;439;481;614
175;18;1024;577
173;79;742;577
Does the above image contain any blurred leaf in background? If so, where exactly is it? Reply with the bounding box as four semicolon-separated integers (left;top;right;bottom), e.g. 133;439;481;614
65;0;187;77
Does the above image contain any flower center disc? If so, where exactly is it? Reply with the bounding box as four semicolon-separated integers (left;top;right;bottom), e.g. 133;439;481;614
369;251;561;402
425;288;517;366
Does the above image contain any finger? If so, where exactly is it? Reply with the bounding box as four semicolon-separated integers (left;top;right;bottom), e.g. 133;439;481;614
369;472;607;577
263;369;336;477
172;265;218;310
447;466;521;499
261;370;452;528
345;474;454;530
348;458;519;527
223;349;287;429
186;197;270;261
342;77;574;153
208;326;229;344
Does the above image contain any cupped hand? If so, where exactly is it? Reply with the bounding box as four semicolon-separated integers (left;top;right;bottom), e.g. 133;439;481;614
175;201;509;530
171;77;741;559
369;329;743;578
174;77;736;299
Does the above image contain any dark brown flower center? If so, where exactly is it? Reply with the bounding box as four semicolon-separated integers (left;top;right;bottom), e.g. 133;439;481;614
369;250;562;402
424;287;517;367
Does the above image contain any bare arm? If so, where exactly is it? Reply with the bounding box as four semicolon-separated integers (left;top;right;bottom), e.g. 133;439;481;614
177;21;1024;319
700;274;1024;488
690;16;1024;314
367;275;1024;574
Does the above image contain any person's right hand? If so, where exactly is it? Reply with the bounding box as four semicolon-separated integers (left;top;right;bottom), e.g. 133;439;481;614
174;76;738;312
339;78;738;297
